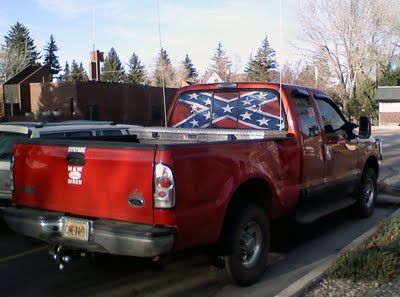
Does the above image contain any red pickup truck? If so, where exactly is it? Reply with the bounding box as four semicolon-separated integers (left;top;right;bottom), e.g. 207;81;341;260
3;82;382;285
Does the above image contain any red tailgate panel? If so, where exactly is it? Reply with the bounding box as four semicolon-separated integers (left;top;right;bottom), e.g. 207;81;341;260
13;144;155;224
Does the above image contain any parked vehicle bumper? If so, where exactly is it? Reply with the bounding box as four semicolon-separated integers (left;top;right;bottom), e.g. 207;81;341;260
2;206;175;257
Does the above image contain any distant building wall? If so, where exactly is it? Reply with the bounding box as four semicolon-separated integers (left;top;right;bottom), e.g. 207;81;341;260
3;64;51;117
378;102;400;125
30;82;78;115
375;87;400;126
75;82;176;125
379;112;400;126
19;64;51;114
28;81;177;125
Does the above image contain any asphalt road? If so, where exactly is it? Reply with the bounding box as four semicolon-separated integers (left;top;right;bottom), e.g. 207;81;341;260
0;205;396;297
372;126;400;178
0;127;399;297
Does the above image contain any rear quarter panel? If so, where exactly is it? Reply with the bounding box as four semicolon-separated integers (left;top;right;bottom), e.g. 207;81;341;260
155;138;301;250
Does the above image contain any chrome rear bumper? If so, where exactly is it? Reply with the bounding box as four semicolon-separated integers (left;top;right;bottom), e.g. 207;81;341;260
2;206;175;257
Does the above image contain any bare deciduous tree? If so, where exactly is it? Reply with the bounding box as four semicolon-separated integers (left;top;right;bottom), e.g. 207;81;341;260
298;0;400;101
0;42;30;82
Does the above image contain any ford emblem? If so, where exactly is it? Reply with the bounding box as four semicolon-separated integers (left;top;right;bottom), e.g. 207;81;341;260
68;171;82;180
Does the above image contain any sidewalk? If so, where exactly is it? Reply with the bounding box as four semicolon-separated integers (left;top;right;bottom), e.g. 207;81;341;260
379;166;400;196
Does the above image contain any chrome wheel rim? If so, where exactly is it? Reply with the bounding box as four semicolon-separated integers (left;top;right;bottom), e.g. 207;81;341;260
239;221;262;268
364;179;375;208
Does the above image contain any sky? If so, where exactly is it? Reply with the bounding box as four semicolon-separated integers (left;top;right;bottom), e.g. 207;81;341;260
0;0;303;77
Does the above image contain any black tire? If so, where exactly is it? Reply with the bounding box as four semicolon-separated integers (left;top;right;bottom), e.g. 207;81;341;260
216;202;270;286
355;168;377;217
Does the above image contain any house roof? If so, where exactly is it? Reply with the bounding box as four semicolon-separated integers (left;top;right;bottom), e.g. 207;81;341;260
375;86;400;102
206;72;223;84
4;65;41;85
19;63;50;85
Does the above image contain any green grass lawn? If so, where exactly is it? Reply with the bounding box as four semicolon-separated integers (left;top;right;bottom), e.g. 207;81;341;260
327;217;400;283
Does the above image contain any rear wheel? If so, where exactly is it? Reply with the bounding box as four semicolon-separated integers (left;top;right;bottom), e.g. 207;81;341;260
355;168;377;217
217;203;270;286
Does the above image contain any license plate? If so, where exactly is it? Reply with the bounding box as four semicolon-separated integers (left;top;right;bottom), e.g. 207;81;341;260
63;218;90;241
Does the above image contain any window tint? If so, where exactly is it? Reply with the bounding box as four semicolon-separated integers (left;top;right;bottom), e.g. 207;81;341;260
212;92;240;128
237;90;285;130
315;98;345;132
0;137;27;158
66;131;93;138
0;131;28;138
39;132;66;139
170;89;285;130
294;96;320;137
101;129;123;136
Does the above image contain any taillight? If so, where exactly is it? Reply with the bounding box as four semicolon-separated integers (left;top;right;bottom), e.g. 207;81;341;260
154;163;175;209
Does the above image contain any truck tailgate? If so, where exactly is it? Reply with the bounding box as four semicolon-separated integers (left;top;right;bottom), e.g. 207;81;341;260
13;144;155;224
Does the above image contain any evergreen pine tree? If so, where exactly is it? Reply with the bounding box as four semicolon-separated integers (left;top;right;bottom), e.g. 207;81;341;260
182;54;198;82
153;48;175;87
245;36;277;82
208;42;231;82
3;22;40;65
44;34;61;75
380;68;400;86
79;62;88;81
70;60;87;82
63;61;70;81
101;47;125;83
125;52;146;84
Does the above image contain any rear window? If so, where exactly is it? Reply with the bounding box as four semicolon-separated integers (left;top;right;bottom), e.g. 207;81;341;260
66;131;93;138
100;129;124;136
0;131;29;138
39;132;66;139
39;130;94;139
0;132;30;158
169;89;285;130
0;137;29;158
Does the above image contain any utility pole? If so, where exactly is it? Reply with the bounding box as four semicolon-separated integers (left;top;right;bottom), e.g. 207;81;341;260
88;8;104;81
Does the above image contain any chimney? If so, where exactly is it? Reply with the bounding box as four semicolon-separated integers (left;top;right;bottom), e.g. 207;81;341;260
89;50;104;81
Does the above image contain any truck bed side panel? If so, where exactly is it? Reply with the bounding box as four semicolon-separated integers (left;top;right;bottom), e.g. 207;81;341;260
154;138;301;250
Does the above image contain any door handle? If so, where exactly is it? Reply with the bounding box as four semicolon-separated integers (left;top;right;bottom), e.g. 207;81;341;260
325;145;332;160
66;152;86;166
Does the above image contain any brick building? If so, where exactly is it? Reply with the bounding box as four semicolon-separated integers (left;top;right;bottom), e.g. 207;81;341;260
2;64;51;117
1;80;177;126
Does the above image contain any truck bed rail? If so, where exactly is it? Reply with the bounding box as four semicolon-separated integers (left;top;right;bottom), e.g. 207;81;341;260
128;127;288;143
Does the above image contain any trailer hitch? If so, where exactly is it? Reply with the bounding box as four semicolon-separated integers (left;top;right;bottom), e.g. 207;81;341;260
49;246;72;271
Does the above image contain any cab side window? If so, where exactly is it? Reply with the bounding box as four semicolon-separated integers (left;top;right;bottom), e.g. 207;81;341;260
294;95;320;137
315;98;345;134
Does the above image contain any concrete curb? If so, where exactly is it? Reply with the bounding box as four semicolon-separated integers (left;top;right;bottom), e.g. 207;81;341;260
379;184;400;197
377;194;400;205
275;201;400;297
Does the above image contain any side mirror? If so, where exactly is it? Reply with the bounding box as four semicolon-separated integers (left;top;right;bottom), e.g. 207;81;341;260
359;116;371;139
